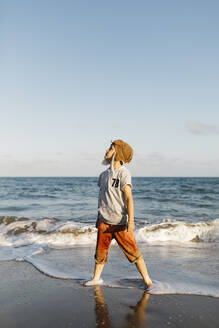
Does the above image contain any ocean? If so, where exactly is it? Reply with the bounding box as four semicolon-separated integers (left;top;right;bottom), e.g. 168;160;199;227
0;177;219;297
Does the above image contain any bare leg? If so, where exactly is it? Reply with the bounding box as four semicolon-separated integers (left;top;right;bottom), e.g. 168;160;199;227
91;263;105;281
135;257;152;287
84;263;105;286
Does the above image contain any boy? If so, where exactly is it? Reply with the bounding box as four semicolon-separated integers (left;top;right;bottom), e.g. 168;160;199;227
85;139;152;288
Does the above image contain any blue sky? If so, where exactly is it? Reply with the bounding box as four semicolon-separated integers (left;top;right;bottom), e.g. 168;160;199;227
1;0;219;176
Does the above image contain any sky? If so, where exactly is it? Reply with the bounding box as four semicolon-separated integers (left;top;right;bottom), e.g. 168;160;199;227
1;0;219;176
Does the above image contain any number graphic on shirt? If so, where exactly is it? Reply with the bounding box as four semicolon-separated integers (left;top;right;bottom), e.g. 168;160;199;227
112;178;119;188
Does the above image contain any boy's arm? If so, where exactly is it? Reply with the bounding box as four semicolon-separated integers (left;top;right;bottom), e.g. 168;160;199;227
123;184;134;232
96;173;101;228
96;215;100;228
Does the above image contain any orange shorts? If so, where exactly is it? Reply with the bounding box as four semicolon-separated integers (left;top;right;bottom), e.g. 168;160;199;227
95;220;142;264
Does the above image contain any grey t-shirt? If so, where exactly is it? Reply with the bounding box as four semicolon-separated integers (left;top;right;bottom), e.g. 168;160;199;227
98;164;132;225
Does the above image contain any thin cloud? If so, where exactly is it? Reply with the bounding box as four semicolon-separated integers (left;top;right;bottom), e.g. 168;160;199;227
186;123;219;136
131;152;219;177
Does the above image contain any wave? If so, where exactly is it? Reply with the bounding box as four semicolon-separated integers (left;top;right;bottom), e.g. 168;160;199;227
13;256;219;298
0;216;219;250
0;216;97;248
136;219;219;243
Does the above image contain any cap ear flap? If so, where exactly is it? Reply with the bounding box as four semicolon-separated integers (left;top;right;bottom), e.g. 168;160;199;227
114;144;124;162
112;140;133;163
126;153;133;163
114;146;119;161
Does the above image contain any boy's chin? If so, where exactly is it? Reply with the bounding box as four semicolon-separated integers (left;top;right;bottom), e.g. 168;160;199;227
102;158;111;166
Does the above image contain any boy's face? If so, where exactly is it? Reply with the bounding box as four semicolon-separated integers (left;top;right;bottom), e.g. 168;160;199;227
105;144;116;161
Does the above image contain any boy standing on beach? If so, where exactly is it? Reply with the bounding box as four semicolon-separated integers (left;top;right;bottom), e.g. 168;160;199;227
85;140;152;288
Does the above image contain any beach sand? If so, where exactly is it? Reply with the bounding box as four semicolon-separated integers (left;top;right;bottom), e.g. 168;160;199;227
0;261;218;328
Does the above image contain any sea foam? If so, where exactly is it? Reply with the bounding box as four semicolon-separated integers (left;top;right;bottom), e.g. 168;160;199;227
1;217;219;252
136;219;219;243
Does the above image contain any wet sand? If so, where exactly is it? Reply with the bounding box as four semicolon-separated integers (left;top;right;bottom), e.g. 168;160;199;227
0;261;218;328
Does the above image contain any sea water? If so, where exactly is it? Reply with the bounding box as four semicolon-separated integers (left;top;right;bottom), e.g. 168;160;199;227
0;177;219;297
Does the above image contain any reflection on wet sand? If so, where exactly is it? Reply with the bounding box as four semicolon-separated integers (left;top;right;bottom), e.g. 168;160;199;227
94;286;150;328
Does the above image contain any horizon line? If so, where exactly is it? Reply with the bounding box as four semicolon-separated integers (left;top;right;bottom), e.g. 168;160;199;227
0;176;218;178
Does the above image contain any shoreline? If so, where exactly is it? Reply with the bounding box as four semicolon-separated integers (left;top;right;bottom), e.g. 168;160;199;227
0;261;218;328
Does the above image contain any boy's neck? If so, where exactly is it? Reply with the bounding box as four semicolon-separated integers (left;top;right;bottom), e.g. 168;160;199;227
113;160;122;170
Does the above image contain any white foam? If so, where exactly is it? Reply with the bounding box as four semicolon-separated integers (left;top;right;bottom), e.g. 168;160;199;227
4;243;217;298
19;255;219;298
0;245;46;262
23;256;89;280
136;219;219;243
1;218;219;257
147;280;219;298
0;218;98;248
83;278;219;297
0;233;12;247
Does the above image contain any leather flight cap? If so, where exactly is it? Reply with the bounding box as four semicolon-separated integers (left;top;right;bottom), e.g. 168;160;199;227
111;139;133;163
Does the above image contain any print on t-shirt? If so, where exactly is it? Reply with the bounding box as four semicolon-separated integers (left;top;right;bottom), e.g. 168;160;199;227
112;178;119;188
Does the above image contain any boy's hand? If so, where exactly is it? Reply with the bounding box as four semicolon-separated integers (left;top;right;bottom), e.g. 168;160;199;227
127;222;135;232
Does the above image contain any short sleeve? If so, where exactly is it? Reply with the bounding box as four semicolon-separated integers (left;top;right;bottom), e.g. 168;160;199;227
97;174;101;187
120;169;132;191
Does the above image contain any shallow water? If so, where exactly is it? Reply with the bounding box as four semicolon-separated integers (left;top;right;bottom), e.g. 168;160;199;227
0;177;219;297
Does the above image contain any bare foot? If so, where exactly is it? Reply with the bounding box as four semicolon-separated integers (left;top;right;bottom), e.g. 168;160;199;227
145;278;153;288
84;278;103;286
